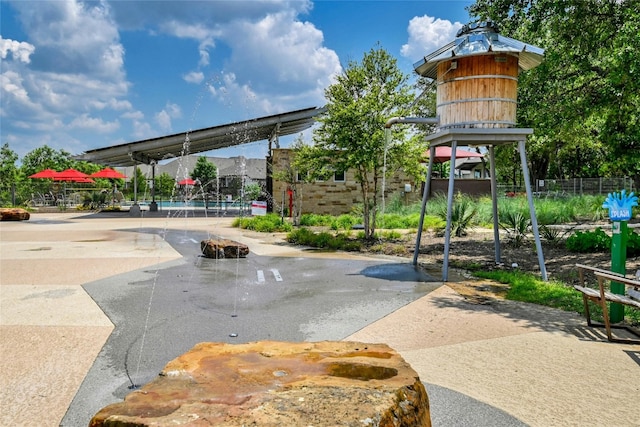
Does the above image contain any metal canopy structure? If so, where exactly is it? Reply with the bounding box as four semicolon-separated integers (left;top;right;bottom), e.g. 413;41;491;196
75;106;326;167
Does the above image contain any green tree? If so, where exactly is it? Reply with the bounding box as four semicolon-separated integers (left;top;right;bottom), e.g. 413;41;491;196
20;145;76;198
130;166;148;199
191;156;218;193
154;172;176;198
469;0;640;187
191;156;218;208
20;145;74;177
0;143;19;206
309;45;419;239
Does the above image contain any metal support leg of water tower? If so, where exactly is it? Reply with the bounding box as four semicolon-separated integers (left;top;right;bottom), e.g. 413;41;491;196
518;140;548;281
441;141;458;282
488;145;501;264
412;145;436;266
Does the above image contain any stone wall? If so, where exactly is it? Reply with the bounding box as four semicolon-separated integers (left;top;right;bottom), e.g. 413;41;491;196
270;149;422;216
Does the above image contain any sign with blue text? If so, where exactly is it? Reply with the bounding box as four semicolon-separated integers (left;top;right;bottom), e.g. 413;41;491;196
602;190;638;221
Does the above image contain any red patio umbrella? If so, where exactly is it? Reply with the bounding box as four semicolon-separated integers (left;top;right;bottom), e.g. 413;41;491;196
178;178;197;186
69;177;95;184
54;168;91;182
29;169;59;179
425;146;485;164
89;168;127;208
89;167;127;179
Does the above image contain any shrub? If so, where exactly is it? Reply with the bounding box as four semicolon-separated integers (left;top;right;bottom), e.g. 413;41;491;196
300;213;334;227
378;213;407;229
380;230;402;240
331;214;358;230
232;213;292;232
286;228;362;251
286;227;316;245
565;227;640;256
625;229;640;257
565;228;610;253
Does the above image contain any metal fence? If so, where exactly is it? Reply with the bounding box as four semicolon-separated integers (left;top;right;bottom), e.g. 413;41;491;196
498;177;636;197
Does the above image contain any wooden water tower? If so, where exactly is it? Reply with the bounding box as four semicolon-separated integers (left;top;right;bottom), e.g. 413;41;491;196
411;21;549;280
415;20;544;130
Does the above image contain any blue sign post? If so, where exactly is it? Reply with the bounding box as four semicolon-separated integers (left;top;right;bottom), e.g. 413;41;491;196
602;190;638;323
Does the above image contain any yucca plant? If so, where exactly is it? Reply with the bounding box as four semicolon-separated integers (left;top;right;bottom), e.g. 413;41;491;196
435;193;477;237
499;210;530;247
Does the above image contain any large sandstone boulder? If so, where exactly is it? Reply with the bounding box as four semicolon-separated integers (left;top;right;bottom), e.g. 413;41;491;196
201;238;249;259
0;208;30;221
90;341;431;427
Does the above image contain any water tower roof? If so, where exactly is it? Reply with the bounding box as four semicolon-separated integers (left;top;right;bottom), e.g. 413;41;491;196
414;21;544;79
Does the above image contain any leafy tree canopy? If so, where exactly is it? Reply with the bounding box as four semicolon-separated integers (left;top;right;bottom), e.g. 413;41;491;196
191;156;218;192
469;0;640;185
309;45;422;238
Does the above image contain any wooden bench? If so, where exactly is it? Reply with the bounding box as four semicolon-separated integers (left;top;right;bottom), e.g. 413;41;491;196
575;264;640;344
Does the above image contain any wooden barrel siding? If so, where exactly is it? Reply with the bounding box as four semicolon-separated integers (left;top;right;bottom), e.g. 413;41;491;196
436;54;519;129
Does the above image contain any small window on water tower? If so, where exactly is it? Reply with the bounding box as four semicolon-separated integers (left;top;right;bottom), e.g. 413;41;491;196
334;170;345;182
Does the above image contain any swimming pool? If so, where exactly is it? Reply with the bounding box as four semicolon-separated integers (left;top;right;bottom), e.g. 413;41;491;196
135;200;248;209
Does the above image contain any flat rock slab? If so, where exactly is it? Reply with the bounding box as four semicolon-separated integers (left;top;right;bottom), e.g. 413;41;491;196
0;208;30;221
90;340;431;427
201;237;249;259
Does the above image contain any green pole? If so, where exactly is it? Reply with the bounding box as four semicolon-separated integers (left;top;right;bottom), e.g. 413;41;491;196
610;220;627;323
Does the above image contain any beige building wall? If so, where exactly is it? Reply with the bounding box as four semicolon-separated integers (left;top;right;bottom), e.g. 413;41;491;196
270;149;422;216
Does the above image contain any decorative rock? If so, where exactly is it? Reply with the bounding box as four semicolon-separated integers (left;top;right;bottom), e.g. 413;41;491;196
0;208;30;221
89;341;431;427
201;238;249;259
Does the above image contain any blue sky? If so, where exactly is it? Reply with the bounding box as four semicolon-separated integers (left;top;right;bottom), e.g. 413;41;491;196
1;0;474;161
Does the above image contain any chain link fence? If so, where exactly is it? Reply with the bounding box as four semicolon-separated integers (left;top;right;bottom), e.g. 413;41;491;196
498;177;636;197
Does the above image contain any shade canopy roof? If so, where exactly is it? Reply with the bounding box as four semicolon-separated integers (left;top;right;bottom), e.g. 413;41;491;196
413;21;545;79
425;146;485;164
75;106;326;167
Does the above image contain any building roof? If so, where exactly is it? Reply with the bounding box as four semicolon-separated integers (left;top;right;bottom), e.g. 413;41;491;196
121;155;266;182
75;106;326;167
413;21;545;79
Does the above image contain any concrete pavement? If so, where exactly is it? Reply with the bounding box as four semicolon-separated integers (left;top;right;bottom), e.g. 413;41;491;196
1;210;638;426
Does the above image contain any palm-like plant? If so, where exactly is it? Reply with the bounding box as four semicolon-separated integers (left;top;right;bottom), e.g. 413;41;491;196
435;193;477;237
499;210;530;247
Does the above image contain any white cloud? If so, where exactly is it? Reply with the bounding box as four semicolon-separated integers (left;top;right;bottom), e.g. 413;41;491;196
218;11;340;110
16;1;125;79
111;2;336;112
132;120;153;139
401;16;463;60
1;0;132;158
183;71;205;85
207;72;277;114
122;110;144;120
90;98;133;111
69;114;120;133
2;0;331;158
1;70;32;106
155;102;182;131
0;36;35;63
